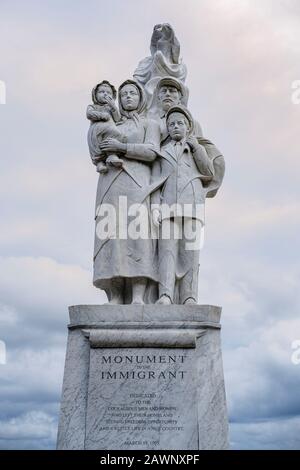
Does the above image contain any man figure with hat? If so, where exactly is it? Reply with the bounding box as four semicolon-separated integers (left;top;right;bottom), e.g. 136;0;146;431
149;76;203;143
151;105;215;305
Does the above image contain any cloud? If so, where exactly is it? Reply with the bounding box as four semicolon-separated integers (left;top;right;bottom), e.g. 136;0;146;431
0;255;106;450
0;411;57;450
0;256;105;346
0;0;299;450
225;317;300;421
198;254;300;449
230;415;300;450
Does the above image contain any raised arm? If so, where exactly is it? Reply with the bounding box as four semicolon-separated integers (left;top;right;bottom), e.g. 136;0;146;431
86;105;109;122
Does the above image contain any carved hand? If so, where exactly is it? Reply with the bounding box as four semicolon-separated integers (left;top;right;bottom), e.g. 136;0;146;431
152;208;161;228
104;95;117;112
99;138;126;154
186;136;200;153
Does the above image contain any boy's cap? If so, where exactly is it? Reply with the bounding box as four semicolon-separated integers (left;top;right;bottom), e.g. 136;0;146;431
166;105;194;131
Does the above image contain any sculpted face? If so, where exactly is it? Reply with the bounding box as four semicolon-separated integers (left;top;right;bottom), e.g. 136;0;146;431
167;112;189;141
96;84;113;104
120;84;140;111
158;85;181;112
153;23;172;41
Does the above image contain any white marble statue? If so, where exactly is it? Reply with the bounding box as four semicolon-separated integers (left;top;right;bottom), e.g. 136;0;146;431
58;24;229;453
87;26;225;305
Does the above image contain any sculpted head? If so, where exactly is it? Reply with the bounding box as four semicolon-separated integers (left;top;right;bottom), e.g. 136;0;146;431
158;85;182;112
151;23;180;63
156;78;185;113
92;81;116;105
119;83;140;111
152;23;174;42
166;106;193;142
118;80;147;117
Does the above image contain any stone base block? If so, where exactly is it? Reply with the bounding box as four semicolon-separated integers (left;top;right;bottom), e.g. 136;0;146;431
57;305;229;450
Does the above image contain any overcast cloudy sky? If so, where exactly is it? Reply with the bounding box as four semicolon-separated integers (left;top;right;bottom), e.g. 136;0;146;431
0;0;300;450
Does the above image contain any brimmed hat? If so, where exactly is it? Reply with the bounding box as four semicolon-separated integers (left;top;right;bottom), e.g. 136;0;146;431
158;77;183;93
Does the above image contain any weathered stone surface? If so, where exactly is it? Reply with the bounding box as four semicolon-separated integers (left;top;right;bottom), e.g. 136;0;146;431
57;305;229;450
85;347;198;450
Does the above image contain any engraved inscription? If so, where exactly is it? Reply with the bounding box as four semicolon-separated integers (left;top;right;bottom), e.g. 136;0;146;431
85;348;198;450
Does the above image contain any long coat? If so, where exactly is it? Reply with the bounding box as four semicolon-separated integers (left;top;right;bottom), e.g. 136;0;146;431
93;115;160;300
151;139;217;222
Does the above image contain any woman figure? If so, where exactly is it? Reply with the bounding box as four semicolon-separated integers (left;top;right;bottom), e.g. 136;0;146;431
92;79;160;304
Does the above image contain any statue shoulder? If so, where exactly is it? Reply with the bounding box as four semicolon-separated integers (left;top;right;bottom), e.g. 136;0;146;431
146;116;160;129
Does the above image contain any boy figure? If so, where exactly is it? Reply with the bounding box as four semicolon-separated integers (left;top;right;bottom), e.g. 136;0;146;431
152;105;215;305
87;80;125;173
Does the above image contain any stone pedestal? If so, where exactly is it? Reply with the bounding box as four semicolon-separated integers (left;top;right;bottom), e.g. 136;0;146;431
57;305;229;450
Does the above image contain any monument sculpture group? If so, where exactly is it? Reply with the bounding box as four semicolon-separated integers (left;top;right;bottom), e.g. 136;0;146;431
57;23;228;450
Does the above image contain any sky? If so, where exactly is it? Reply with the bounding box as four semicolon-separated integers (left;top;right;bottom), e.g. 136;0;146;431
0;0;300;450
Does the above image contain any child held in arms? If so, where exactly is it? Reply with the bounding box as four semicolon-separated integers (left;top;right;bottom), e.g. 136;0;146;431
87;80;125;173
